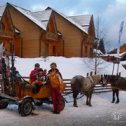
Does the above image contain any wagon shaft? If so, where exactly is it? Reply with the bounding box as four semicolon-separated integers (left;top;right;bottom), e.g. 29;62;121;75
0;93;17;101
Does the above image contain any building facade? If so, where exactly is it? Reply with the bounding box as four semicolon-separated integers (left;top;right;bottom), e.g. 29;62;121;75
0;3;96;58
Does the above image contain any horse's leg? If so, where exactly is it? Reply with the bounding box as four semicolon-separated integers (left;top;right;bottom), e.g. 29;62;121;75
115;89;120;104
112;90;115;103
73;90;79;107
85;92;89;105
88;91;93;107
73;98;78;107
86;95;89;105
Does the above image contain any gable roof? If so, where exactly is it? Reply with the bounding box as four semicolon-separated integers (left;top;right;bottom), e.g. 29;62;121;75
7;3;46;31
45;7;88;34
31;9;52;29
67;15;92;33
0;3;93;35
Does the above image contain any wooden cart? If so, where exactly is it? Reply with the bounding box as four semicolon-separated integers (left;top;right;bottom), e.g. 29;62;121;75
0;42;65;116
0;79;65;116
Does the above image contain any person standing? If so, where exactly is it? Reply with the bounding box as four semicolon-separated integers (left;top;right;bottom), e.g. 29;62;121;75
48;62;63;114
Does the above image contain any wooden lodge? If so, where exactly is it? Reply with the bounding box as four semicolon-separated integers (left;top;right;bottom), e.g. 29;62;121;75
0;3;96;58
110;44;126;54
102;44;126;61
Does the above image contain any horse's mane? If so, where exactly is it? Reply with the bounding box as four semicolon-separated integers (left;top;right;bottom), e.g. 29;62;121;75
90;74;102;84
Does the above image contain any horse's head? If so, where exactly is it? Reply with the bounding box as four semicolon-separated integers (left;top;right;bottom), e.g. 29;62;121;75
103;75;120;86
100;75;109;87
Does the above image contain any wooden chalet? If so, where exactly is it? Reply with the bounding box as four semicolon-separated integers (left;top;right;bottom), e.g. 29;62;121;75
0;3;96;58
110;43;126;54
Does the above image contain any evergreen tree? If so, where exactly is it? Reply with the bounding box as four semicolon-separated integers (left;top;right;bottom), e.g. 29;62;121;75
98;38;106;54
93;41;97;49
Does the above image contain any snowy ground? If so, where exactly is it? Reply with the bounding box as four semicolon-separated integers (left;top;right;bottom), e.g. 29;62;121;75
1;56;125;126
0;91;126;126
14;56;126;79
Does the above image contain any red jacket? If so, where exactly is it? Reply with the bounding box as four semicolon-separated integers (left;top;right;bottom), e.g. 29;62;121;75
30;69;39;83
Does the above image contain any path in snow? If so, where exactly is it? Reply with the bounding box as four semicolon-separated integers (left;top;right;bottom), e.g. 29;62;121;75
0;91;126;126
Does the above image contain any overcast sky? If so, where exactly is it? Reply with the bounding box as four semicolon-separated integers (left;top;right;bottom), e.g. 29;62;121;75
0;0;126;51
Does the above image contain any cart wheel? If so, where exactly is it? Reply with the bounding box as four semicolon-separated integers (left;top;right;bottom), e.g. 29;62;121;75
61;96;65;111
18;99;33;116
0;99;9;109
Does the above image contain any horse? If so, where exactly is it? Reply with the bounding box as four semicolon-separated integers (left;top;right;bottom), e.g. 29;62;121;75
71;74;104;107
104;75;126;104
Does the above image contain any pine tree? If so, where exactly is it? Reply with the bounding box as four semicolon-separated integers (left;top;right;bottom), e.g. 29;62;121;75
98;38;106;54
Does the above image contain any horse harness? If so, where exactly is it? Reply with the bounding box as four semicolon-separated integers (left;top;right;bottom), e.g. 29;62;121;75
82;76;95;92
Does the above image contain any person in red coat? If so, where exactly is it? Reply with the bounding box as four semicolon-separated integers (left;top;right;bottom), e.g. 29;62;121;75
48;62;63;114
29;63;40;83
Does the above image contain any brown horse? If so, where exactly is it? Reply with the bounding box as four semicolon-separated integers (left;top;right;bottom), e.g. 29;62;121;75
71;75;104;107
104;75;126;104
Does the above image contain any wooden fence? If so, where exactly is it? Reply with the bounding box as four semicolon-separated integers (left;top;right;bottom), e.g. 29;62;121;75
22;77;112;94
63;79;112;94
0;75;112;94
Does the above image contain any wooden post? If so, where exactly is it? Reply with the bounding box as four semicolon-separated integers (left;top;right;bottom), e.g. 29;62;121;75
87;73;89;77
90;72;93;76
117;60;120;75
112;62;115;75
119;72;121;77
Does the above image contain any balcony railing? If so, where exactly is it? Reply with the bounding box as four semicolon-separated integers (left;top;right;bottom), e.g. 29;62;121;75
0;30;13;38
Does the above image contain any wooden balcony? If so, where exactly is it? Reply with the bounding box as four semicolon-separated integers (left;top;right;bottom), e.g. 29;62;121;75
45;32;58;41
0;30;13;39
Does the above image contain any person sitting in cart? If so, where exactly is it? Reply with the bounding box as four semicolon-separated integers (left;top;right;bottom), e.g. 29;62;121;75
29;63;40;83
33;68;46;85
10;66;21;82
30;65;46;93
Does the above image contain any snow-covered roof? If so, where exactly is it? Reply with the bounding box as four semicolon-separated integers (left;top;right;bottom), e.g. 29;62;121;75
14;27;20;33
93;49;103;55
31;9;52;29
0;3;92;34
103;52;126;58
45;7;88;34
10;4;46;31
67;15;92;33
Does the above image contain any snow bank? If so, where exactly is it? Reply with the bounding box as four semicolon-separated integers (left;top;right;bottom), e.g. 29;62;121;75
14;56;126;79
